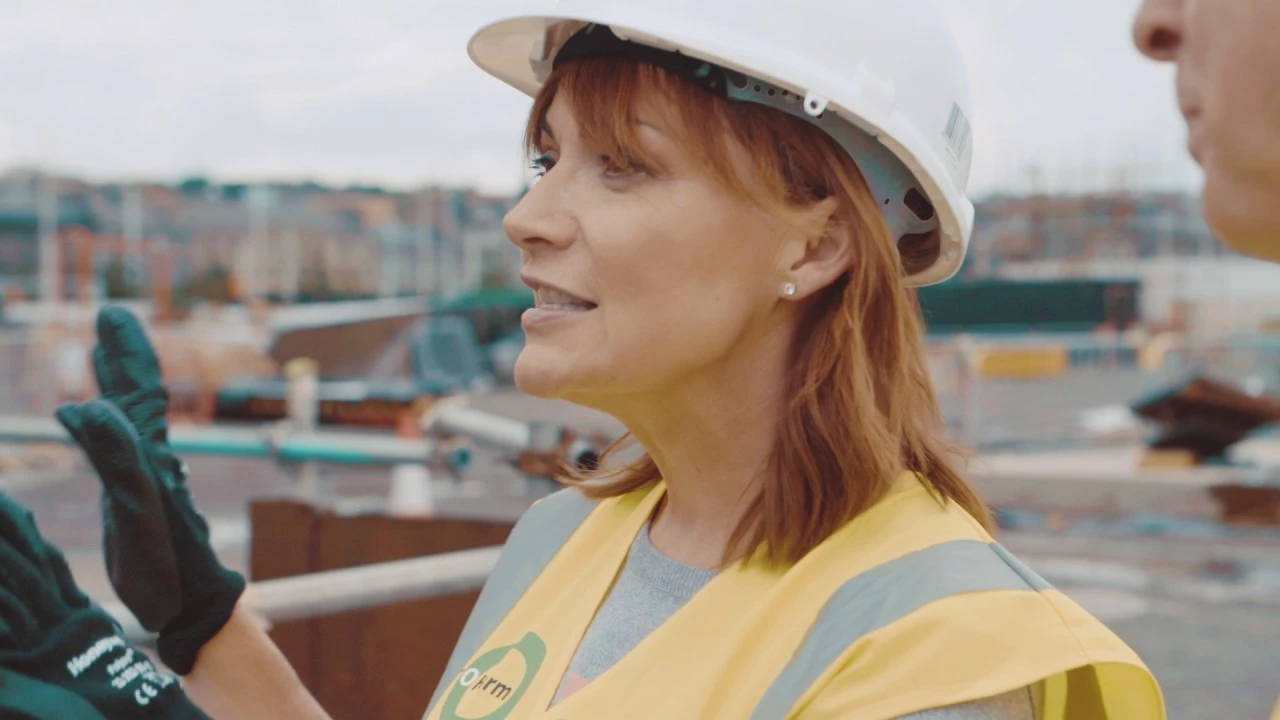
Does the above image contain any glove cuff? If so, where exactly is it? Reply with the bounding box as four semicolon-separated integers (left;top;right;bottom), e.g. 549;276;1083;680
156;568;247;675
0;608;210;719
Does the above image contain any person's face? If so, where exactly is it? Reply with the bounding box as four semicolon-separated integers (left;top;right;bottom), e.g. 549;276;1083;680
1134;0;1280;262
502;93;800;408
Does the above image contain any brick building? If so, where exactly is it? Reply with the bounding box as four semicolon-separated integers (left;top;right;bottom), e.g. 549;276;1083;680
0;171;523;307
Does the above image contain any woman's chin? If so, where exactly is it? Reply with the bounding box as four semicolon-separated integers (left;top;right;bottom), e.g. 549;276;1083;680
512;348;618;406
512;356;573;400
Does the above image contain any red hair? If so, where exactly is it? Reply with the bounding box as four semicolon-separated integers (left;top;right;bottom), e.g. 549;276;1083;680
528;57;991;567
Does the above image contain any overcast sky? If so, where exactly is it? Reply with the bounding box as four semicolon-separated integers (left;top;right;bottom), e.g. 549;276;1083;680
0;0;1201;199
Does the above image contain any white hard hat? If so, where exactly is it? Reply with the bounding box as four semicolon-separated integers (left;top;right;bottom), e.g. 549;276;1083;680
468;0;976;287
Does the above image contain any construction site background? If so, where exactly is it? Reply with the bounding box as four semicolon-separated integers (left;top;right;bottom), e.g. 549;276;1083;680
0;164;1278;718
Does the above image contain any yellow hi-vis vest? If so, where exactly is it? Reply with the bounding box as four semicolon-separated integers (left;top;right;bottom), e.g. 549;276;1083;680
423;473;1165;720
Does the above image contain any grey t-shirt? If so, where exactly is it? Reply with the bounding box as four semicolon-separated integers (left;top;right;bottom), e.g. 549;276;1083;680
554;522;1038;719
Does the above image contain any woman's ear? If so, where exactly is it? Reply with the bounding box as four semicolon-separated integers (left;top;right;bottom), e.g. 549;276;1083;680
777;197;852;300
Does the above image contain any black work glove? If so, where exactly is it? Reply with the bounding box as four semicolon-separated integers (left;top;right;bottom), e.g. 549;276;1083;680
0;491;210;719
54;306;245;675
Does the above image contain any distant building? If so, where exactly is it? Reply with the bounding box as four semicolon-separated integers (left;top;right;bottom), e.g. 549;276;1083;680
0;171;525;306
0;172;98;300
968;191;1223;278
965;190;1280;337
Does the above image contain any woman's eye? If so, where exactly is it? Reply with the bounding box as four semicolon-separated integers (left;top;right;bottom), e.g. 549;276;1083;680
529;153;557;178
527;152;648;182
599;154;645;180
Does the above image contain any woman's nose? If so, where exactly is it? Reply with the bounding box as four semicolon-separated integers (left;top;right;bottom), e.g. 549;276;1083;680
503;180;578;253
1132;0;1184;62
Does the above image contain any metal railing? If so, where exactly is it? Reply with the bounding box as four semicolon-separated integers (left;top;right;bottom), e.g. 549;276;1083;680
79;397;585;645
0;357;598;645
106;546;503;644
42;397;590;644
428;404;601;470
0;414;476;468
0;336;610;636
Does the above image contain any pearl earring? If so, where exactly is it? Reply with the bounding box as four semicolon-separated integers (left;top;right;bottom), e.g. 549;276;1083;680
782;282;798;298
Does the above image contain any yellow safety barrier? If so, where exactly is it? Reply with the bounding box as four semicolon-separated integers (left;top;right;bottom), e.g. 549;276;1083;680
971;345;1069;379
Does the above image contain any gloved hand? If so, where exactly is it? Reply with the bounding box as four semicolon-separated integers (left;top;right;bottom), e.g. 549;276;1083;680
55;306;245;675
0;491;210;719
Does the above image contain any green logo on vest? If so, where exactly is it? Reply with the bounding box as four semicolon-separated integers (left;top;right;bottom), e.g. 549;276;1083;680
438;632;547;720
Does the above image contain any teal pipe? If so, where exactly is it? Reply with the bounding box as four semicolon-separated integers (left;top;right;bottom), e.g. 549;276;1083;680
0;416;471;472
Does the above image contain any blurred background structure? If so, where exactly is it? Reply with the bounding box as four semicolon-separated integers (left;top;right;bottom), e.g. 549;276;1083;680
1;1;1278;718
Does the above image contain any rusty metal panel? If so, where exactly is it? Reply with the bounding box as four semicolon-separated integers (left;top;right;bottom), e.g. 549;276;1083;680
250;500;516;720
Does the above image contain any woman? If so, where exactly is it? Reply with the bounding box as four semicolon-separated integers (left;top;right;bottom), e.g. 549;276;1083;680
49;1;1166;719
421;2;1167;717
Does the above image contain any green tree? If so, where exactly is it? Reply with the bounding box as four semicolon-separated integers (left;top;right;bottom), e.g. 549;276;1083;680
102;256;143;299
297;258;340;303
175;264;234;305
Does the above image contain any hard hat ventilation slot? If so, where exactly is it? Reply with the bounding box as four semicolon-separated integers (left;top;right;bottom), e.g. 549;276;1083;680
898;230;942;277
903;188;935;221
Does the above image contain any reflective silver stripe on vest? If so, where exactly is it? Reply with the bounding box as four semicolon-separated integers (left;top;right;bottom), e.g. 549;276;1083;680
749;539;1053;720
425;488;597;716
